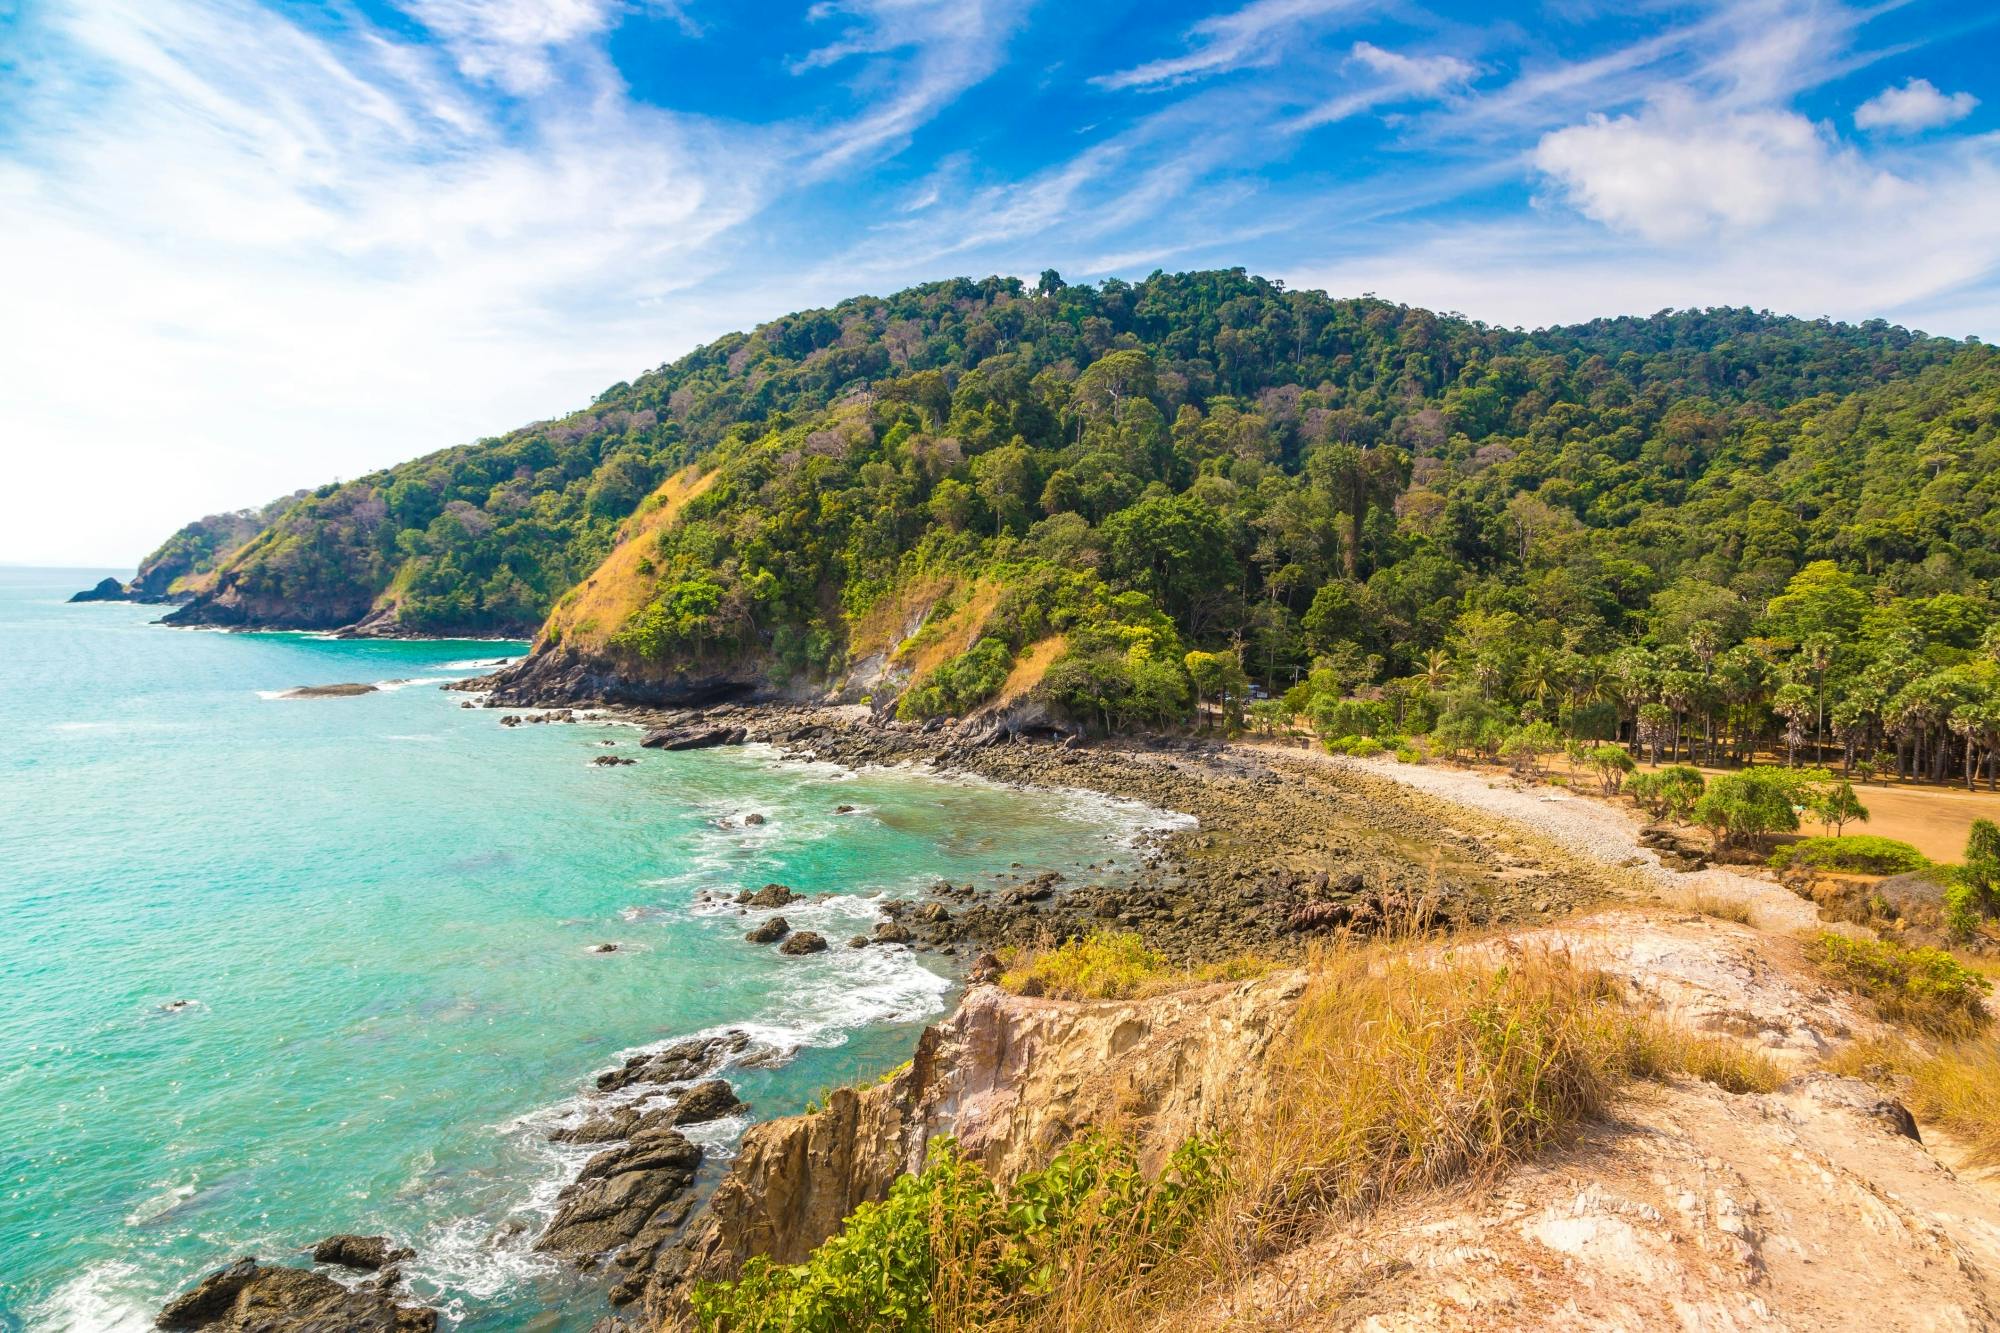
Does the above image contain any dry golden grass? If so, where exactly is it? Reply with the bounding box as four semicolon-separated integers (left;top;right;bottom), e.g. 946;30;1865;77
1011;935;1781;1333
997;932;1281;1001
1824;1037;2000;1170
977;635;1066;715
544;465;717;650
1675;891;1755;925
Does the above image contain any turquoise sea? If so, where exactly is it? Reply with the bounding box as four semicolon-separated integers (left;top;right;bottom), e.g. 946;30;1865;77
0;567;1160;1331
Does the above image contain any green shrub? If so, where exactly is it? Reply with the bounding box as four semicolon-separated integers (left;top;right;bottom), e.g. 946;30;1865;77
1627;765;1705;821
1769;836;1930;876
999;932;1171;1000
1498;720;1562;776
1347;736;1386;758
689;1133;1224;1332
1394;743;1423;765
1582;744;1635;795
898;637;1015;720
1808;933;1992;1039
1945;819;2000;940
1692;767;1835;849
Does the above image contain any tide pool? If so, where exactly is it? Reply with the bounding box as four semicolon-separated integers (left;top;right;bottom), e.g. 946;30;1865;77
0;567;1154;1331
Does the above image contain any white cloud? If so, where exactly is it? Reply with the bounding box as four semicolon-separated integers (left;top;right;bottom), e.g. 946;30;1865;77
1093;0;1363;91
399;0;621;94
1532;100;1876;243
1855;77;1979;133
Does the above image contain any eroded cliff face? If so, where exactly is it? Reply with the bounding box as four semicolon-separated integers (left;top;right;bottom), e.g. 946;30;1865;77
614;971;1306;1329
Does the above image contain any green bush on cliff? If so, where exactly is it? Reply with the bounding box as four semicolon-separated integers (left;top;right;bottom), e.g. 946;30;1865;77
689;1132;1224;1332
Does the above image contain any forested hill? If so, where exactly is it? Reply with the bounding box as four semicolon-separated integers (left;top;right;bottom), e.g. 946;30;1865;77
153;269;2000;760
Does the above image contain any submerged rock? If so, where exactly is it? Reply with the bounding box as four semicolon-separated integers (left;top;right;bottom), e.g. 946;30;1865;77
279;683;377;699
155;1256;436;1331
592;755;637;767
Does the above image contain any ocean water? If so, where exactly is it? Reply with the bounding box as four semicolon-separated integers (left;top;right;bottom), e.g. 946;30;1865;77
0;567;1167;1331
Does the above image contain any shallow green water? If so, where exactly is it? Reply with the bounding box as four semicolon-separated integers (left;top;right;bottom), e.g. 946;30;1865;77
0;567;1163;1331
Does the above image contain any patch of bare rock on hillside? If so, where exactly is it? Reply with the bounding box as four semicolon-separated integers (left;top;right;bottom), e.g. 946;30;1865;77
1192;1068;1996;1332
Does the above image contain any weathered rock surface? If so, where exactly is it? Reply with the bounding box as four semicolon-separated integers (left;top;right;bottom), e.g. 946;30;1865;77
737;883;798;909
595;1031;749;1094
744;916;789;944
776;931;827;956
638;723;748;751
628;970;1303;1323
536;1128;705;1261
309;1234;412;1271
1195;1071;1988;1332
155;1257;436;1331
553;1082;745;1146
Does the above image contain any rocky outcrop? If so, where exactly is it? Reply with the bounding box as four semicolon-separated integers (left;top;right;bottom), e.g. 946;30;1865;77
638;722;748;751
595;1032;751;1095
487;645;770;710
620;971;1304;1326
744;917;789;944
278;682;378;699
154;1257;436;1331
537;1128;705;1262
69;576;129;603
776;931;827;956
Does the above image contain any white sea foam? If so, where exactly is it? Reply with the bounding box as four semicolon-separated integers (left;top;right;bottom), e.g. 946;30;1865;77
372;676;450;692
24;1261;156;1333
437;656;522;671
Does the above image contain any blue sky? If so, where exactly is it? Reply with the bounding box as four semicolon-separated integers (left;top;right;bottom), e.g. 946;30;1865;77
4;0;1998;564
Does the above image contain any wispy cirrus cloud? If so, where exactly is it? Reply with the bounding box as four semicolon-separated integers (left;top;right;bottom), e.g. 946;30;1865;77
1092;0;1366;91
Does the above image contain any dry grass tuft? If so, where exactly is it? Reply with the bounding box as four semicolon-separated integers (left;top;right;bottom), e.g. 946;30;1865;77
997;932;1280;1001
1676;891;1754;925
1824;1037;2000;1170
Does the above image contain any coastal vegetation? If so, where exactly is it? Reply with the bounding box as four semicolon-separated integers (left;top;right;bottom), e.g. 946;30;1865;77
141;271;2000;780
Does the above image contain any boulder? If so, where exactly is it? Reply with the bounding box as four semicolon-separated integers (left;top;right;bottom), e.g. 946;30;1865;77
592;755;637;767
537;1128;704;1259
155;1257;436;1331
778;931;828;956
737;883;798;909
745;917;789;944
872;921;912;945
310;1234;413;1272
666;1079;745;1126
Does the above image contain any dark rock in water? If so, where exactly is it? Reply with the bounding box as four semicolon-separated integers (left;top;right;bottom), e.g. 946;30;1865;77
834;804;856;814
590;943;621;954
666;1079;745;1126
592;755;637;767
595;1031;751;1093
848;934;870;949
741;813;766;826
745;916;789;944
552;1080;744;1146
778;931;828;956
70;576;129;603
638;723;748;752
872;921;912;945
280;683;378;699
156;1256;436;1331
310;1234;413;1271
737;883;798;909
537;1128;703;1259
